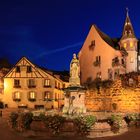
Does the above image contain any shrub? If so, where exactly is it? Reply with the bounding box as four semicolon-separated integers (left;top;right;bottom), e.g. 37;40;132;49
108;115;123;133
74;115;96;135
43;115;65;134
124;113;138;126
8;112;18;128
16;112;33;132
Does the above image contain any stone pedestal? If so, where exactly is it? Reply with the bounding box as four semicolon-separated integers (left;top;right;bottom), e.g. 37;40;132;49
63;86;86;115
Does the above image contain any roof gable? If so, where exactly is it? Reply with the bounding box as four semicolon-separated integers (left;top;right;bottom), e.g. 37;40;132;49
4;57;51;78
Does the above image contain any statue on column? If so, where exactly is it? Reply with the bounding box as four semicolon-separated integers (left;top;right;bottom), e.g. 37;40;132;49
62;53;86;115
69;54;80;86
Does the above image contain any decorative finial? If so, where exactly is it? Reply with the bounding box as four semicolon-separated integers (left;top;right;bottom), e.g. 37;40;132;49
126;7;129;16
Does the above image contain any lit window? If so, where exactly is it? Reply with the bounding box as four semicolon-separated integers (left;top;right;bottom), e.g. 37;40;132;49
44;79;50;87
13;91;21;101
44;91;51;101
124;43;127;48
29;91;36;101
130;42;133;48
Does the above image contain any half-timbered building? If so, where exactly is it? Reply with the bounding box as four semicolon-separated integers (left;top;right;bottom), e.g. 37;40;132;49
3;57;69;109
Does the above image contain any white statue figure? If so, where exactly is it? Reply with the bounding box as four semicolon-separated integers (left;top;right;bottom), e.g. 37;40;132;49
69;53;80;86
70;54;80;78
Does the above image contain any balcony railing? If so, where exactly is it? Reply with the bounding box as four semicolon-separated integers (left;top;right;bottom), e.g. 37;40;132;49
93;61;101;67
28;85;36;88
13;98;21;102
28;98;36;102
13;85;21;88
112;57;120;67
44;85;51;88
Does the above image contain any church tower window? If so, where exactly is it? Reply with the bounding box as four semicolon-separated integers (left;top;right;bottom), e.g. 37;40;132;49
124;43;127;48
130;42;133;48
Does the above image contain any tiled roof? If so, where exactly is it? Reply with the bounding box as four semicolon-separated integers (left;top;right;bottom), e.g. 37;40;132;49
94;25;120;50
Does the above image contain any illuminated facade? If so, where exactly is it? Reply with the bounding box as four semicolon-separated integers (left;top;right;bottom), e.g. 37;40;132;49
3;57;69;109
79;11;140;85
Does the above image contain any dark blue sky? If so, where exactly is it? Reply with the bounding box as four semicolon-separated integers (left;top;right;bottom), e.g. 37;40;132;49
0;0;140;70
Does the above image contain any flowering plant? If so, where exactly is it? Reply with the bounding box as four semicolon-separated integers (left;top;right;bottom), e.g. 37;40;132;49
74;115;96;135
43;115;65;134
8;112;18;128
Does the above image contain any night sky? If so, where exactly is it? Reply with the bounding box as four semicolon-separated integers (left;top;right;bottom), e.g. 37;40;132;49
0;0;140;71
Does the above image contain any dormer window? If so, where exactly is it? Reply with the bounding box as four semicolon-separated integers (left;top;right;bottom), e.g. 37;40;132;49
16;66;20;73
27;66;32;73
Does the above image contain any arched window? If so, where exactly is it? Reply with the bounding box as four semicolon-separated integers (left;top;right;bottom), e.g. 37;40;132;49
28;91;36;101
13;91;21;102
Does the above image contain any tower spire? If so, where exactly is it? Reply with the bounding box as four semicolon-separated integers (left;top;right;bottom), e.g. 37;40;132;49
121;8;135;39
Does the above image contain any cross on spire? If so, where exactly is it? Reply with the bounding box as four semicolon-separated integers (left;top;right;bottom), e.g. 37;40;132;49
126;7;129;17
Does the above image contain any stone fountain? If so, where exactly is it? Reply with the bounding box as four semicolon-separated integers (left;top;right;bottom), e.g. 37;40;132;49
63;54;86;115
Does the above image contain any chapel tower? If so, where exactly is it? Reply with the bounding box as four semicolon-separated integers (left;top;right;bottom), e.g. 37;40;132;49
119;9;138;73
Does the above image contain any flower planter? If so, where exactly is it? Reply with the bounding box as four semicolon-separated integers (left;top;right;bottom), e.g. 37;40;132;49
60;120;76;136
30;121;46;131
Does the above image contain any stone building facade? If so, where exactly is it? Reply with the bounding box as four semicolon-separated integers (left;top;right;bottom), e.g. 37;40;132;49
79;10;140;85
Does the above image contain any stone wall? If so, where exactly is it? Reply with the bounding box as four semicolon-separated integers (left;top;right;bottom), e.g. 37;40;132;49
85;79;140;113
